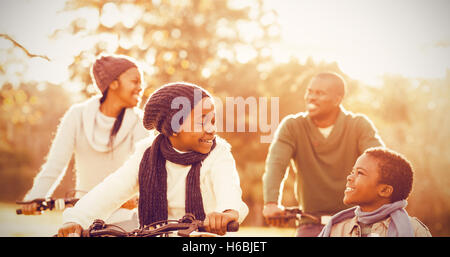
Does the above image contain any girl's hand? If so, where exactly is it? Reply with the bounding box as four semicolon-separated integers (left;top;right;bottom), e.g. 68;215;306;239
120;196;139;210
57;222;83;237
19;202;41;215
203;210;239;236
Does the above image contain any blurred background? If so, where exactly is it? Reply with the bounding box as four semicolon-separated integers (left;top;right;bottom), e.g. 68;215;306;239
0;0;449;236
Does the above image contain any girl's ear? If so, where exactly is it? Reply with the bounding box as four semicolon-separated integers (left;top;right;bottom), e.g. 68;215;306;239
378;184;393;199
109;80;119;91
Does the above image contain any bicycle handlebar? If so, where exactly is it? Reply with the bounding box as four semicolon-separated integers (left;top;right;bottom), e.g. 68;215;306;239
267;207;321;223
16;198;79;215
80;214;239;237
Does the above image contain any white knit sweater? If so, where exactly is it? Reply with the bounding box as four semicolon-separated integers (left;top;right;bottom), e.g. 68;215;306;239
63;136;249;228
25;96;150;200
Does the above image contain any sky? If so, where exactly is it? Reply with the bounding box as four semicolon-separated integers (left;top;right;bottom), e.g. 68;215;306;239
1;0;450;86
265;0;450;85
0;0;72;85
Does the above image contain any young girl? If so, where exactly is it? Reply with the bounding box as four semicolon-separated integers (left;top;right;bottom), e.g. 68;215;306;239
20;55;149;229
319;147;431;237
58;82;249;236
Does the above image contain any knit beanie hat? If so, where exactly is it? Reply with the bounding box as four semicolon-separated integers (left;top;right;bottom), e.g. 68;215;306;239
143;82;211;136
92;55;137;93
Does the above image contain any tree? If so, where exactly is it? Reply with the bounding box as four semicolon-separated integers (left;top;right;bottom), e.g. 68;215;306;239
57;0;281;102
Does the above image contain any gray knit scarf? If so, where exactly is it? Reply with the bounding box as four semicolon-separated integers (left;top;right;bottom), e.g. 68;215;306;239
138;133;216;227
318;200;414;237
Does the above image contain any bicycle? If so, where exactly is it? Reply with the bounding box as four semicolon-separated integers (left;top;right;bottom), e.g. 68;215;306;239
77;213;239;237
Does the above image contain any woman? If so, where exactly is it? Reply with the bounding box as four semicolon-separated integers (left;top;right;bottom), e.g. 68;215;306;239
20;55;151;229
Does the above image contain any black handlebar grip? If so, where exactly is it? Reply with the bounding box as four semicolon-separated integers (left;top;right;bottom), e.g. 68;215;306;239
226;221;239;232
16;200;27;215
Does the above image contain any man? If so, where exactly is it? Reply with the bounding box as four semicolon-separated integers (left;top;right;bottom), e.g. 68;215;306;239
262;72;384;236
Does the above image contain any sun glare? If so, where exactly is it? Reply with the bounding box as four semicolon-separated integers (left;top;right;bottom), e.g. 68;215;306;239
265;0;450;85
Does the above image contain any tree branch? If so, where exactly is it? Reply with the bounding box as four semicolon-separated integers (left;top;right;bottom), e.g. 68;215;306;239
0;34;51;61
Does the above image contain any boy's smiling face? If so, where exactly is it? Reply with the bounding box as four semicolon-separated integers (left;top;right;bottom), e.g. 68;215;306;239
169;97;216;154
344;153;393;212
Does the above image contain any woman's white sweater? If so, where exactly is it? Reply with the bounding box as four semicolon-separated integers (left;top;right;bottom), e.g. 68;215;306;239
25;96;150;200
63;136;249;228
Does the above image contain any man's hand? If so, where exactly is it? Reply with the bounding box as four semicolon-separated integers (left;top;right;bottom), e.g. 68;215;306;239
57;222;83;237
262;202;288;227
203;210;239;236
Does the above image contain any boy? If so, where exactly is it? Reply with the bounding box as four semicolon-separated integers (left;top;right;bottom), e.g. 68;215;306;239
319;147;431;237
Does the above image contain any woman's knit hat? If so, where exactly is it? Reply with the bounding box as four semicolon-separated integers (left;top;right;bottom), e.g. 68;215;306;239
92;55;137;93
143;82;211;136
